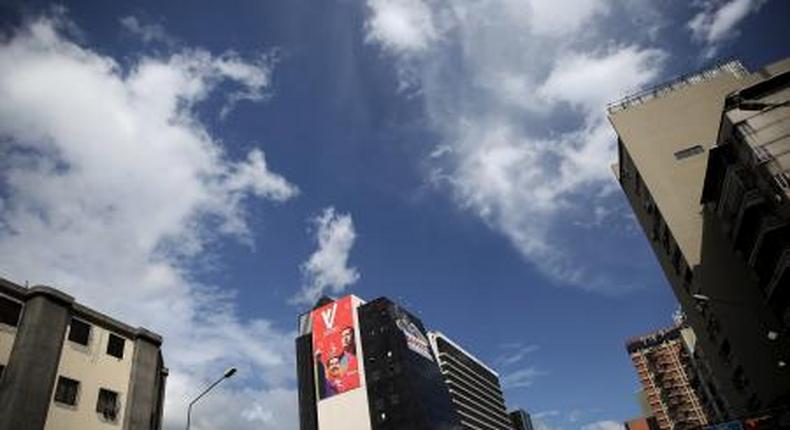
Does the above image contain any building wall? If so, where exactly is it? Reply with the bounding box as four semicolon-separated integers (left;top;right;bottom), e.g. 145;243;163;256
609;61;789;416
428;332;512;430
610;64;754;266
44;321;135;430
315;295;372;430
0;278;165;430
0;294;18;366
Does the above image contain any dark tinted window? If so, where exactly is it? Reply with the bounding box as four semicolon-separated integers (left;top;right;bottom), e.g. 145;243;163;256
68;318;91;346
54;376;80;406
0;296;22;327
97;388;119;421
107;333;125;359
674;145;704;160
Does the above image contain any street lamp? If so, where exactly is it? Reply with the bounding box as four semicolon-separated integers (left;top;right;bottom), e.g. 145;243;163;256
186;367;237;430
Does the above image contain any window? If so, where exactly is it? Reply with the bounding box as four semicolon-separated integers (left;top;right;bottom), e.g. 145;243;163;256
674;145;705;160
107;334;125;359
0;296;22;327
96;388;120;421
68;318;91;346
54;376;80;406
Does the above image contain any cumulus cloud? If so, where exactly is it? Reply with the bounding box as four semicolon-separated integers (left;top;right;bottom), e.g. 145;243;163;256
364;0;440;54
688;0;768;56
293;207;360;305
0;14;298;430
365;0;666;293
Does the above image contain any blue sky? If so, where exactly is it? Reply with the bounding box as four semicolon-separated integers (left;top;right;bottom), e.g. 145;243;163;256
0;1;788;429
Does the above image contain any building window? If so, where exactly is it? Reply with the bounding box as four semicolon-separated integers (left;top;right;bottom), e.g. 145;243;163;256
674;145;705;160
107;333;125;359
54;376;80;406
0;296;22;327
96;388;120;422
68;318;91;346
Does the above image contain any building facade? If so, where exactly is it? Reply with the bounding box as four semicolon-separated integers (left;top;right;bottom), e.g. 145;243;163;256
626;324;722;429
296;295;460;430
508;409;534;430
427;331;513;430
0;278;167;430
610;57;790;418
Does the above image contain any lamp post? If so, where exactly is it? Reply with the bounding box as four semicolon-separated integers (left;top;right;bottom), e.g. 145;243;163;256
186;367;237;430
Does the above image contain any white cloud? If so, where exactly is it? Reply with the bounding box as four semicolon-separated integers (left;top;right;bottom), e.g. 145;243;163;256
538;46;666;114
365;0;666;292
582;420;625;430
364;0;440;54
292;207;360;305
496;343;540;367
121;16;176;46
688;0;768;56
500;366;546;389
525;0;609;36
0;15;298;430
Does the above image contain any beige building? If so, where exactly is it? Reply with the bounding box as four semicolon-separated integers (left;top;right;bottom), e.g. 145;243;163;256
610;57;790;419
0;278;167;430
626;324;723;430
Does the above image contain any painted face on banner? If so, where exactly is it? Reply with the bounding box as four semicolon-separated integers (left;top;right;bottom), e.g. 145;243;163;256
311;296;360;400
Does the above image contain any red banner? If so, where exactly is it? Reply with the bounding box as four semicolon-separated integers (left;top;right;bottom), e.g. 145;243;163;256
312;296;361;400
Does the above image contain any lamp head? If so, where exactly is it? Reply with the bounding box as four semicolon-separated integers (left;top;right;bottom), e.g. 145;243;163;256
224;367;237;378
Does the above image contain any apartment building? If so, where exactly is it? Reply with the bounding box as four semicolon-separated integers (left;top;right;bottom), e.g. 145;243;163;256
626;324;722;429
0;278;167;430
610;56;790;418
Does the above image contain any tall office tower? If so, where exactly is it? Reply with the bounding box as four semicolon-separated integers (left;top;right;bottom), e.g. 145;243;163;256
427;331;512;430
0;278;167;430
626;324;723;430
508;409;535;430
610;57;790;417
295;295;460;430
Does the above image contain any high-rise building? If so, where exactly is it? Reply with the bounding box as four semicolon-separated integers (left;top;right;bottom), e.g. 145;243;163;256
626;324;723;429
295;295;460;430
508;409;534;430
0;278;167;430
427;331;513;430
609;56;790;417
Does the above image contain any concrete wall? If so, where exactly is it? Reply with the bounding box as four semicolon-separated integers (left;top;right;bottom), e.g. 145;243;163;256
0;294;19;366
44;320;135;430
610;68;756;266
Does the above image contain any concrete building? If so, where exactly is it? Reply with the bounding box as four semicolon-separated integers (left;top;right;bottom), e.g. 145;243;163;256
296;295;460;430
508;409;534;430
626;324;723;429
0;278;167;430
609;57;790;418
427;331;512;430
